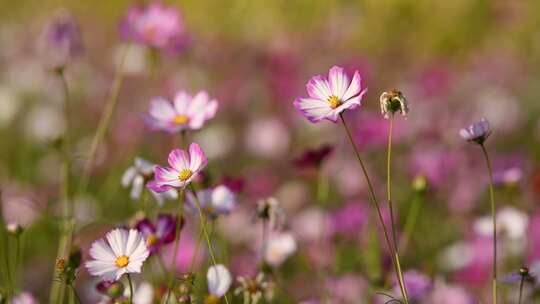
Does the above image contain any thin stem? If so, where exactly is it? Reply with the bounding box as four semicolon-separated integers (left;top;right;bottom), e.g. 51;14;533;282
317;168;329;204
518;275;524;304
261;218;268;259
164;188;185;303
399;194;423;253
78;44;130;194
49;68;74;304
386;115;399;251
189;185;230;304
189;226;204;273
127;273;134;304
339;114;409;303
481;143;497;304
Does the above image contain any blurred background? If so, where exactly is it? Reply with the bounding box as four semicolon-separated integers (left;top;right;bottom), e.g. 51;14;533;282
2;0;540;302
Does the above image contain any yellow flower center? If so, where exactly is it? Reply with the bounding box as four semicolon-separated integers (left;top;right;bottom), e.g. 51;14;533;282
204;295;220;304
146;234;158;246
173;115;189;125
178;169;193;181
115;255;129;268
327;95;341;109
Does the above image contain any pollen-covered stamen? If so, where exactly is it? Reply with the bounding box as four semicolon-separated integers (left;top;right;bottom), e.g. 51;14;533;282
178;169;193;181
115;255;129;268
327;95;341;109
173;114;189;125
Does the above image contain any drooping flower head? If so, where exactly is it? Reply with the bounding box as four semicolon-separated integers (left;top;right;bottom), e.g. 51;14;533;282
147;143;208;192
85;228;149;281
380;89;409;119
146;91;218;133
122;157;178;206
120;2;189;52
294;66;367;123
39;9;83;70
186;185;237;219
459;118;491;144
135;214;178;254
206;264;232;303
235;273;274;304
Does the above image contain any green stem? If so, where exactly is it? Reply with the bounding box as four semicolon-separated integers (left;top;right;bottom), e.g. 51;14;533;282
189;185;230;304
189;225;204;273
78;44;130;194
49;68;74;304
399;194;423;253
127;273;134;304
340;114;409;303
481;143;497;304
317;168;329;204
164;188;185;303
386;115;399;251
518;275;524;304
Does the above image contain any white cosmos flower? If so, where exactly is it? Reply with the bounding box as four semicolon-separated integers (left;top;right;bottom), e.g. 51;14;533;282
265;232;297;267
186;185;237;218
207;264;232;298
85;228;150;281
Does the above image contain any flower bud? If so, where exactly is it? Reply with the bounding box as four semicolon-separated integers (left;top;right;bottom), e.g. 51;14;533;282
380;89;409;119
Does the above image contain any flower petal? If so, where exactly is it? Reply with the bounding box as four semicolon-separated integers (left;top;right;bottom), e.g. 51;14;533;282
149;97;175;120
188;143;208;172
168;149;190;171
306;75;331;100
328;66;349;98
342;71;363;101
106;228;128;257
89;239;116;262
207;264;232;297
121;167;137;188
173;91;191;114
293;97;332;123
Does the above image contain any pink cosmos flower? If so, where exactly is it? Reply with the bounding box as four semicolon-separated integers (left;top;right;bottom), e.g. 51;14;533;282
147;143;208;192
120;2;189;52
293;66;367;123
145;91;218;133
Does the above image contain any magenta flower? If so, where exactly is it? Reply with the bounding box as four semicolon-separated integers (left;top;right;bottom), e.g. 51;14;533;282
292;144;333;169
293;66;367;123
459;118;491;144
145;91;218;133
147;143;208;192
120;2;189;52
135;214;177;254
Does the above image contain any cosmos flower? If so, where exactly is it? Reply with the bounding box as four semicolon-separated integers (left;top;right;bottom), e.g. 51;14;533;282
145;91;218;133
459;118;491;144
85;228;150;281
39;9;83;69
293;66;367;123
380;89;409;119
147;143;208;192
206;264;232;302
120;2;189;52
265;232;297;267
135;214;178;254
186;185;237;219
121;157;178;206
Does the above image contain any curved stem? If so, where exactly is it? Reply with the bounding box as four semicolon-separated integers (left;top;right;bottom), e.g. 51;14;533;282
127;273;134;304
481;144;497;304
78;44;130;194
189;185;230;304
340;114;408;303
386;116;398;251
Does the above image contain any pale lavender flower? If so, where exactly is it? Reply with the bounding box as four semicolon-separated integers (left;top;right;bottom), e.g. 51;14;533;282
393;270;432;301
145;91;218;133
147;143;208;192
120;2;189;52
39;9;83;69
459;118;491;144
185;185;237;219
294;66;367;123
12;292;37;304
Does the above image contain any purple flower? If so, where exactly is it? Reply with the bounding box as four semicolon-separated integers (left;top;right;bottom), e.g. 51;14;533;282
39;9;83;69
120;2;189;52
459;118;491;144
294;66;367;123
145;91;218;133
147;143;208;192
135;214;178;253
393;270;432;301
330;202;368;237
292;144;333;169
